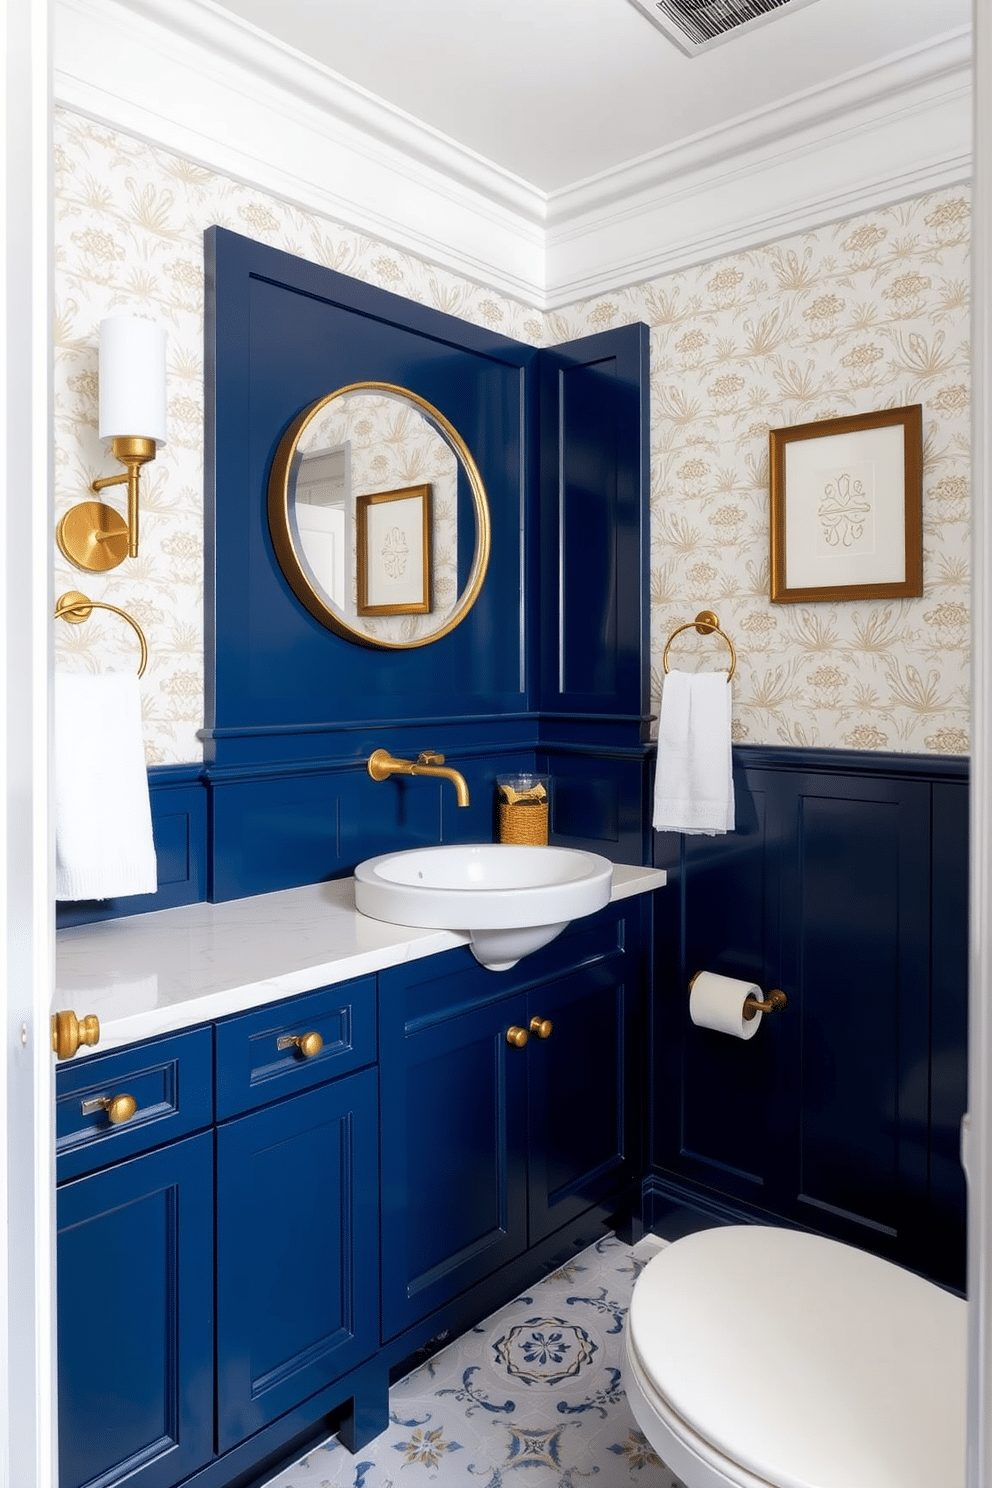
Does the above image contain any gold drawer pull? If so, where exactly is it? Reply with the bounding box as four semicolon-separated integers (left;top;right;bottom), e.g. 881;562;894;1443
51;1010;100;1061
276;1031;324;1059
506;1026;529;1048
529;1016;553;1040
80;1093;138;1125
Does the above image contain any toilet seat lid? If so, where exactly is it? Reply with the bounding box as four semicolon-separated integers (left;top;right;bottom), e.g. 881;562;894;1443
627;1226;966;1488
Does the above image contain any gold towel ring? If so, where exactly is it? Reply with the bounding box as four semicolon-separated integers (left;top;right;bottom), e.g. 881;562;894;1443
55;590;148;678
663;609;736;682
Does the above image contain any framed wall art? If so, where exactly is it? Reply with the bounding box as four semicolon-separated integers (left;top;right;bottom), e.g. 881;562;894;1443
356;483;432;617
769;405;923;603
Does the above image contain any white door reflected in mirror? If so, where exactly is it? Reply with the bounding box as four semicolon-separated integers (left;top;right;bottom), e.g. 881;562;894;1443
293;444;349;610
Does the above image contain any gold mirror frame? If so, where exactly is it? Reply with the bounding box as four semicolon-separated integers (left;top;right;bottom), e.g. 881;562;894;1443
267;381;491;649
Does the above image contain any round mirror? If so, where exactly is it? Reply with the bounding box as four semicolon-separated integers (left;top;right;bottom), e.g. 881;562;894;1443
268;382;491;648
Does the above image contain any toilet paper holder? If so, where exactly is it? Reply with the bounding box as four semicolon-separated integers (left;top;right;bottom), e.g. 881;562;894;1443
689;970;788;1021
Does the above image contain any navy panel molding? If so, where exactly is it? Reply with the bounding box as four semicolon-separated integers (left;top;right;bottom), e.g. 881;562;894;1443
650;745;968;1292
538;324;651;728
730;743;969;779
56;765;208;928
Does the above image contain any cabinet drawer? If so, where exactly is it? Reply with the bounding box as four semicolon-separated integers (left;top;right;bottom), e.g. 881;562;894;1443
380;903;627;1029
215;977;376;1118
56;1026;213;1183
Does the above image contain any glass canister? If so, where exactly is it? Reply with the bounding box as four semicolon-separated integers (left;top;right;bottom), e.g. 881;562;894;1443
495;773;549;845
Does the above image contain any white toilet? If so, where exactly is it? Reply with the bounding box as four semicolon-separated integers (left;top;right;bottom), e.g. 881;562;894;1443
622;1224;966;1488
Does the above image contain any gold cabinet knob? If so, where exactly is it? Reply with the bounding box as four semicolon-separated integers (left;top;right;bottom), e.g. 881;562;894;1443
529;1016;554;1040
276;1031;324;1059
81;1092;137;1124
506;1026;529;1048
106;1093;138;1124
51;1010;100;1061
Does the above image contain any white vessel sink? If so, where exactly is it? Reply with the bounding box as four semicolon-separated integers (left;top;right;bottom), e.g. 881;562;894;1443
353;843;613;970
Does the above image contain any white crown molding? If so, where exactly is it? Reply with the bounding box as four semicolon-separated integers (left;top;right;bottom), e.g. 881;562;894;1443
53;0;548;305
545;31;972;306
53;0;971;311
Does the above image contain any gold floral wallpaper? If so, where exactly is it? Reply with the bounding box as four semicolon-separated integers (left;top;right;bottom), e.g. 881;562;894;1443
555;197;972;754
53;109;970;762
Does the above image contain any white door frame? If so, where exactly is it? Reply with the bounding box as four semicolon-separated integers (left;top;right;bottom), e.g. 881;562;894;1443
969;2;992;1483
2;1;56;1485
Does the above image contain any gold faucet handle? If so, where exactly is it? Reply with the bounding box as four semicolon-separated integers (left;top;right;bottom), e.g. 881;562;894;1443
416;750;445;765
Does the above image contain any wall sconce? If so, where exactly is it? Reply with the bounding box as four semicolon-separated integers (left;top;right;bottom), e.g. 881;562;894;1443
57;315;168;572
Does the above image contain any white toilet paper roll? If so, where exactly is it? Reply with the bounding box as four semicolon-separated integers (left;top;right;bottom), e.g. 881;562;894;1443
689;971;763;1040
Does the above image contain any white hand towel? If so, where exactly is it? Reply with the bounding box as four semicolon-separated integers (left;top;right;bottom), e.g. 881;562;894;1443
55;672;158;901
652;669;735;835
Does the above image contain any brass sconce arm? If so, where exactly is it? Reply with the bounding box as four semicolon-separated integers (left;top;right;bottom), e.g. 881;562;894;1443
368;748;470;807
89;435;158;558
57;436;158;571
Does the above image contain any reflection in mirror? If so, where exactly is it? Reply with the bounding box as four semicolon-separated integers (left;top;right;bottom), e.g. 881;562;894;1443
268;383;490;649
294;444;349;608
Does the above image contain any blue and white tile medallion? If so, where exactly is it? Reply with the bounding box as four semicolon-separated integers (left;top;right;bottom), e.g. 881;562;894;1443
263;1235;686;1487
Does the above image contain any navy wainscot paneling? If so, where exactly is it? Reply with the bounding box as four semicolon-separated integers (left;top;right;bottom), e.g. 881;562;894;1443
929;775;969;1288
56;764;208;928
649;746;968;1290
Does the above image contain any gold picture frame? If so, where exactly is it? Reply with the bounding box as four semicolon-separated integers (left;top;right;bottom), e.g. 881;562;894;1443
769;405;923;604
356;483;432;616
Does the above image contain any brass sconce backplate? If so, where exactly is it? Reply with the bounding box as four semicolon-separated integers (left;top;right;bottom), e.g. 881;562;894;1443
57;500;130;572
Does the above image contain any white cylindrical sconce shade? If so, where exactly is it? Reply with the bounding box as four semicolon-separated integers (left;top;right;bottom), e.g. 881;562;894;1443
98;316;168;446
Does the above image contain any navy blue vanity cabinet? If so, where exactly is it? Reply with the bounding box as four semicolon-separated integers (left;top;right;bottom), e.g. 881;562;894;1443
378;901;643;1342
55;1029;214;1488
213;979;380;1452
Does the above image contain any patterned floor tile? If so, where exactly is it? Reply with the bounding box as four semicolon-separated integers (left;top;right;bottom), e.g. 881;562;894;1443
262;1235;686;1488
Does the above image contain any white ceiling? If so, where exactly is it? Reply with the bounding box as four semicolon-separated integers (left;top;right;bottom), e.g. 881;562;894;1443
205;0;971;193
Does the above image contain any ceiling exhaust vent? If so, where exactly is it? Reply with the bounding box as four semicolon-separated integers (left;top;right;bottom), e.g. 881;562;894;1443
626;0;820;57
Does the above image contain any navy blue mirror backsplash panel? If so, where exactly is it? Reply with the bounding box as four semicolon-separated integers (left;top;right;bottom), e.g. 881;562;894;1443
206;229;537;740
199;228;652;900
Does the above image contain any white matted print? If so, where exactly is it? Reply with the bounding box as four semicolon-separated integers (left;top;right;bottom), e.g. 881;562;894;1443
357;484;432;616
769;406;923;604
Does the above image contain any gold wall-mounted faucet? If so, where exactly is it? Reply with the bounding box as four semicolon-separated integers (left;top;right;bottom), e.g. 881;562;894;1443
367;749;470;807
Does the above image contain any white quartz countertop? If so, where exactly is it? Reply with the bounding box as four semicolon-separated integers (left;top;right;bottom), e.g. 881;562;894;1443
54;863;667;1052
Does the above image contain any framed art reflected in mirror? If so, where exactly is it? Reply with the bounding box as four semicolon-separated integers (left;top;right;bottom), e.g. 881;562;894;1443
357;484;432;617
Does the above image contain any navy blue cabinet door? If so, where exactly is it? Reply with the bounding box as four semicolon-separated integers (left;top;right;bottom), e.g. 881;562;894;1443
379;982;529;1341
57;1133;213;1488
380;904;644;1339
526;954;638;1244
215;1067;379;1451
